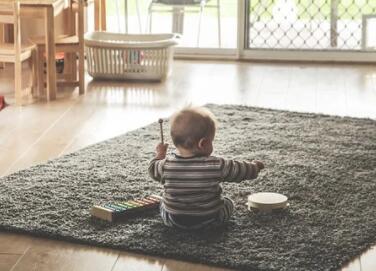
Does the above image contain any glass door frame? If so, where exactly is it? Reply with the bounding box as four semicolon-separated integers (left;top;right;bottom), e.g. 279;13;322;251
237;0;376;63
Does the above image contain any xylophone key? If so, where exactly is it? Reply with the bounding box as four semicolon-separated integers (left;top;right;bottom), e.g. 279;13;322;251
142;198;155;204
120;202;135;208
145;197;159;203
134;199;149;206
113;203;129;210
124;201;139;207
105;204;123;212
128;200;143;207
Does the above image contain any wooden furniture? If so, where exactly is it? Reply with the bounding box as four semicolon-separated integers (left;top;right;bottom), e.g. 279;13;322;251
31;0;85;96
0;1;38;105
19;0;68;101
148;0;221;47
94;0;142;33
94;0;106;31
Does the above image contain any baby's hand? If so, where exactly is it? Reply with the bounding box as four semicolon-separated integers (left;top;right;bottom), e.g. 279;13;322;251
155;143;168;160
253;160;265;172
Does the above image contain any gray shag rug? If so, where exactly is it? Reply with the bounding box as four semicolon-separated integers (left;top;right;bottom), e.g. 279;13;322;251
1;104;376;271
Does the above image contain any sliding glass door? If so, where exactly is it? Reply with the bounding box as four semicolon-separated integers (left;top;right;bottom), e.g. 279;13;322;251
242;0;376;61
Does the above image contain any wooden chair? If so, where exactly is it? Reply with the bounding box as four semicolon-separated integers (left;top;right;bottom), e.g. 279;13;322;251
147;0;221;47
0;1;38;105
31;0;85;97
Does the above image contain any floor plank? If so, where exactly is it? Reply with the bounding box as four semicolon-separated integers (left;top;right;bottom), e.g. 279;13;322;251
0;254;22;271
0;99;79;176
112;251;165;271
5;98;98;174
0;233;32;254
11;237;119;271
162;259;232;271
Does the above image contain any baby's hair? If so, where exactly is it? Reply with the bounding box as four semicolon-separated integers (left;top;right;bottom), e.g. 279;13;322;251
170;106;217;150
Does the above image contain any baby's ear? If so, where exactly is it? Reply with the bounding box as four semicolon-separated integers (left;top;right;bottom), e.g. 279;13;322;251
198;138;206;149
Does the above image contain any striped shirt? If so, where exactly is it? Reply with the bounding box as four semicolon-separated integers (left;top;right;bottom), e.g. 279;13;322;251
148;154;260;216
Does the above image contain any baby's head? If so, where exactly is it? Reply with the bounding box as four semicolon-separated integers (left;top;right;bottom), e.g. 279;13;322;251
170;106;217;157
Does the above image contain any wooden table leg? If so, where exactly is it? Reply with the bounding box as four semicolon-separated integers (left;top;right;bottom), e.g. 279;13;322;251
0;23;12;69
94;0;99;30
78;0;85;95
37;47;45;98
94;0;106;31
45;6;57;101
100;0;106;30
0;24;4;69
65;3;76;81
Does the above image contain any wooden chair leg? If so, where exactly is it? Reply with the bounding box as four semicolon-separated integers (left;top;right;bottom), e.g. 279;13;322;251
37;47;45;98
71;53;78;81
28;57;34;97
78;51;85;95
64;53;75;81
0;24;5;69
31;49;38;97
14;59;22;105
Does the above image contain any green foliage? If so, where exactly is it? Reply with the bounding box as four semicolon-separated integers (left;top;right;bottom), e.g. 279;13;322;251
250;0;376;21
104;0;376;23
105;0;237;18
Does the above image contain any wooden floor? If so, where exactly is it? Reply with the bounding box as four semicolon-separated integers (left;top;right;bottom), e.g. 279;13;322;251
0;60;375;271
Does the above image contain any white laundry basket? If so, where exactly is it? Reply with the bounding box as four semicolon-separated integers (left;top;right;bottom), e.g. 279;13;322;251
84;32;180;81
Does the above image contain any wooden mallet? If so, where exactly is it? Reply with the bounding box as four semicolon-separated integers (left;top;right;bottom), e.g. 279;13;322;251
158;118;164;144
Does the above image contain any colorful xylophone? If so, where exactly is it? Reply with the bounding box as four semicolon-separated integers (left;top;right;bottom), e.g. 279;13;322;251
91;195;162;222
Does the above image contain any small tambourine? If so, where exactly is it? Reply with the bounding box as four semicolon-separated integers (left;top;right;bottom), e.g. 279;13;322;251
246;192;289;212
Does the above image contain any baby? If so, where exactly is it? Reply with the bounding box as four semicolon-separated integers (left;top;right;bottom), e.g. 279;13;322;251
148;106;264;230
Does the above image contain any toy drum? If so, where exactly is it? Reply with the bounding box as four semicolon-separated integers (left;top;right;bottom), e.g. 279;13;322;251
247;192;289;212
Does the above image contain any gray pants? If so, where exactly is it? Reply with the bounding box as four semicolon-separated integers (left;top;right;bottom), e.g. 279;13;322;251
160;197;234;230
